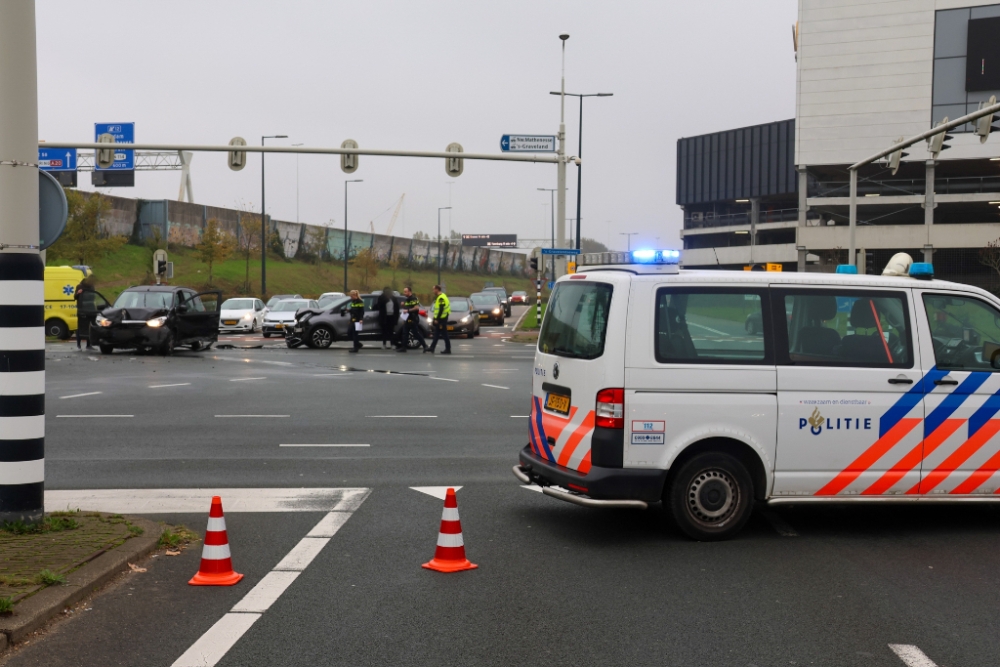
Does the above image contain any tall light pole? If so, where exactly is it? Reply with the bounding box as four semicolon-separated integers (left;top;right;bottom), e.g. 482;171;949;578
555;34;569;272
437;206;451;286
344;179;363;292
550;91;613;250
538;187;557;283
620;232;638;252
292;143;303;223
446;181;455;236
261;134;287;295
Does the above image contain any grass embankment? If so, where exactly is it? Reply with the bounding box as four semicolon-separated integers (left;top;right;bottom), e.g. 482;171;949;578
50;244;537;303
518;303;547;330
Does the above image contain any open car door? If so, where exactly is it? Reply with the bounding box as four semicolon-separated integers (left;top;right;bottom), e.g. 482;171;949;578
176;291;222;345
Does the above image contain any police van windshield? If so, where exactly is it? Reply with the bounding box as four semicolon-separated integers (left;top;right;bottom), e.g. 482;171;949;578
539;282;613;359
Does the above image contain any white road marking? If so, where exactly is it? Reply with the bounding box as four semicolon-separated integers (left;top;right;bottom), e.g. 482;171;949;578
366;415;437;418
510;356;534;359
149;383;191;389
279;444;370;448
510;415;529;418
482;384;510;390
759;509;799;537
410;486;463;500
688;321;729;336
493;344;505;347
56;414;133;418
889;645;938;667
215;414;289;418
45;488;371;513
521;485;543;493
230;377;267;382
172;502;367;667
312;373;350;377
58;391;102;400
428;377;458;382
258;360;294;366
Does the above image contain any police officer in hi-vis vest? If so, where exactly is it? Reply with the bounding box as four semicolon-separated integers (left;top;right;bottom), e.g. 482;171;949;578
425;285;451;355
397;286;427;353
348;290;365;353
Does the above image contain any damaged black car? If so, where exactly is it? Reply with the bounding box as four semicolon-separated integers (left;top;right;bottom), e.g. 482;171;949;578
90;285;221;355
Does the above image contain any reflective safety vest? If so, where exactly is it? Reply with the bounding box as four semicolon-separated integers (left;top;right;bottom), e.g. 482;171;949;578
434;293;450;319
402;297;420;322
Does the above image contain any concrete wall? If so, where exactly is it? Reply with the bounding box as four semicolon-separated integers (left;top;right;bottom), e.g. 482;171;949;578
798;221;1000;250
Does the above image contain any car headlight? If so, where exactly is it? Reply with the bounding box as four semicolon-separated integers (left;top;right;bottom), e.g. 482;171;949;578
146;316;168;328
460;316;470;323
96;315;112;327
242;312;253;320
492;308;501;315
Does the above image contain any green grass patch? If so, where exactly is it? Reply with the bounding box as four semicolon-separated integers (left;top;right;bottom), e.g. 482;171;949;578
0;515;80;535
0;597;13;614
519;303;547;330
158;525;199;550
35;569;65;586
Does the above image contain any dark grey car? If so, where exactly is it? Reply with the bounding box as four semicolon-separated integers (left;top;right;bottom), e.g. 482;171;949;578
482;286;511;316
284;294;432;349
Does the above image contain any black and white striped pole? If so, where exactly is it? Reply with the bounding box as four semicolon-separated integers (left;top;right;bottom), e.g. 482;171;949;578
0;1;44;524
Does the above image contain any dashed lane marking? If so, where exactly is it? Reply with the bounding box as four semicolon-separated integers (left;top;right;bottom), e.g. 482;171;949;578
759;509;799;537
482;384;510;390
46;487;370;513
410;486;463;500
428;377;459;382
58;391;102;399
312;373;350;377
149;383;191;389
889;645;938;667
511;415;529;418
230;377;267;382
56;414;133;418
279;444;370;447
366;415;437;418
521;485;543;493
215;414;289;418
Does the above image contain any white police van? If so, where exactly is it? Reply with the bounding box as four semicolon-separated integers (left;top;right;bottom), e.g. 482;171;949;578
513;250;1000;540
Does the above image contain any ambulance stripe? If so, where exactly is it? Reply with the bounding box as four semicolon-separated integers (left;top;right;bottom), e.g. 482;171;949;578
578;450;592;474
814;418;921;495
968;387;1000;438
532;398;555;461
924;373;988;436
862;418;965;495
911;419;1000;494
950;446;1000;494
878;368;946;438
557;411;595;468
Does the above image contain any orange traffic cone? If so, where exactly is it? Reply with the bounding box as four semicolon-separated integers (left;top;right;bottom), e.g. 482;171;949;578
422;487;477;573
189;496;244;586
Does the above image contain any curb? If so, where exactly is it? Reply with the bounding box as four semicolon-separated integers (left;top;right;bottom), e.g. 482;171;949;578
0;516;160;653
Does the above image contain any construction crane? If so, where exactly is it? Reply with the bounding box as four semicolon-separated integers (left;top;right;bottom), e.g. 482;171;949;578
368;194;406;235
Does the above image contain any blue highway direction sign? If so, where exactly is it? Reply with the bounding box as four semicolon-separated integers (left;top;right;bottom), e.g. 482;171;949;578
500;134;556;152
94;122;135;170
38;147;77;171
541;248;581;255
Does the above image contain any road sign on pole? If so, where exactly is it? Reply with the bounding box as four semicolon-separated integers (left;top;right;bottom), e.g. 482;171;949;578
541;248;580;255
500;135;556;152
94;122;134;170
38;147;77;171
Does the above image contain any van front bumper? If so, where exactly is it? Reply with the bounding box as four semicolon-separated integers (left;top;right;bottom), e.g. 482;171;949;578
517;445;667;504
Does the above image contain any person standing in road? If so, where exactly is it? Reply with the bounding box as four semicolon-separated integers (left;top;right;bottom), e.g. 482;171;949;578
376;287;398;349
397;286;427;353
74;276;96;351
425;284;451;355
348;290;365;353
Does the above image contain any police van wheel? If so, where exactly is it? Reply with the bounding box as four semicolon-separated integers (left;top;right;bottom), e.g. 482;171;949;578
667;452;753;542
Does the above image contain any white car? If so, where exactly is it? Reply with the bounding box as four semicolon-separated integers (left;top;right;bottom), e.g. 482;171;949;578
318;292;346;309
515;249;1000;541
219;298;266;333
263;299;318;337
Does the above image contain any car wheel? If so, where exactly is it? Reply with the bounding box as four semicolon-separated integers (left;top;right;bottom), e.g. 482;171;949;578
159;332;175;356
309;325;334;349
190;341;202;351
474;328;480;336
99;344;114;355
467;331;474;339
263;332;271;338
667;451;754;542
286;338;304;349
45;318;69;340
250;319;258;333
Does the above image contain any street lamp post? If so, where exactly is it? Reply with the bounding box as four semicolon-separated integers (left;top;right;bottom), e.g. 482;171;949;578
261;134;287;295
292;143;303;223
538;187;558;283
550;91;613;250
437;206;452;286
620;232;638;252
344;179;363;291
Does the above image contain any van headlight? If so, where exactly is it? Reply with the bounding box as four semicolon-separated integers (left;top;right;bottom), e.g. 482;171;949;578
96;315;112;327
146;316;168;328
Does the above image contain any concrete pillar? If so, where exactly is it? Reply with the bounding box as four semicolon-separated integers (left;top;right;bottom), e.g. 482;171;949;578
797;166;807;227
796;245;807;273
924;160;935;264
0;1;44;523
750;198;760;267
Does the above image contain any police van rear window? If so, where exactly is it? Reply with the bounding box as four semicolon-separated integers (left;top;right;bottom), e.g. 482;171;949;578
539;282;613;360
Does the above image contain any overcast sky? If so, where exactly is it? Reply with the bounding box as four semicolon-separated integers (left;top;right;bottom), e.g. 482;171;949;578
37;1;796;251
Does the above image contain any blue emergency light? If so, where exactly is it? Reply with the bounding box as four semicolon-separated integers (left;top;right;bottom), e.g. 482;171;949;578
835;264;858;274
908;262;934;279
631;249;680;264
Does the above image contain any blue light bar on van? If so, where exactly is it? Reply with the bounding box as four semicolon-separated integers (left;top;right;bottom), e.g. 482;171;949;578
631;249;680;264
909;262;934;279
835;264;858;274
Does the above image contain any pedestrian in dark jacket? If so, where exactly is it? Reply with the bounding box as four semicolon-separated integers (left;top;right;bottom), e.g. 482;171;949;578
74;277;97;350
376;287;398;349
348;290;365;353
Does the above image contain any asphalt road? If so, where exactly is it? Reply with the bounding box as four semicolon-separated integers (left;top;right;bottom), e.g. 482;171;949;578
4;305;1000;667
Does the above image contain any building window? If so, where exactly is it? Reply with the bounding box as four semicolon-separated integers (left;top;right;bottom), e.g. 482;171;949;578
933;5;1000;132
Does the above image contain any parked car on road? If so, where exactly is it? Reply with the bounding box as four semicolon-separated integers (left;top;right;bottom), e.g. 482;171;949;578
470;292;505;326
219;298;266;333
482;286;512;316
285;293;432;349
509;290;529;305
318;292;346;309
265;294;302;309
263;298;317;337
446;297;481;338
91;285;220;355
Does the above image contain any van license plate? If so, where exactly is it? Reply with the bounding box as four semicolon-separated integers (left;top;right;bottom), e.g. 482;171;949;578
545;393;570;415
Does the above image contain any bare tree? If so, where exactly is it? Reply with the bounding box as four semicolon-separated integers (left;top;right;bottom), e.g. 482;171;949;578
235;203;261;294
196;218;235;286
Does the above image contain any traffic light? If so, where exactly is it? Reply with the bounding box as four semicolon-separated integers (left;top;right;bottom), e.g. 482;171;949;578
927;118;953;158
157;259;167;275
976;95;998;144
228;137;247;171
341;139;359;173
886;136;908;175
96;133;115;169
445;142;464;177
529;257;539;272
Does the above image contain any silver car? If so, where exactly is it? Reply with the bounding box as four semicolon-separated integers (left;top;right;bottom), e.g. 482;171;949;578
262;299;317;337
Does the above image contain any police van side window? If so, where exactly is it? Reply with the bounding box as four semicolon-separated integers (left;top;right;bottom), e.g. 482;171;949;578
654;288;770;364
923;293;1000;371
776;290;912;368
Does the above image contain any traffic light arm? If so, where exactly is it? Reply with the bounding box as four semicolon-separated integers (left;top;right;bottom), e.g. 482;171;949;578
849;100;1000;171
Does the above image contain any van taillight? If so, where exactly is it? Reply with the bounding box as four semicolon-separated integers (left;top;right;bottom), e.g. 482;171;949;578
595;388;624;429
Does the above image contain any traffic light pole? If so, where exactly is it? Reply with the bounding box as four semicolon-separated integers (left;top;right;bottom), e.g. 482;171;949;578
845;100;1000;266
0;1;44;523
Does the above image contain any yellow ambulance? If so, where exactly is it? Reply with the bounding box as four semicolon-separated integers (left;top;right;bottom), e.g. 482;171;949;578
44;265;90;339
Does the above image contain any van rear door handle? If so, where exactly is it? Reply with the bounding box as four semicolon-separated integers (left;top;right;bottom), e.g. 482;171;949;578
934;379;959;386
888;378;913;385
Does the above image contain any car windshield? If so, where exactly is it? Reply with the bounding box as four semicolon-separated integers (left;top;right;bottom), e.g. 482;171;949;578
319;295;349;309
272;300;309;312
513;292;526;297
485;288;506;297
471;295;499;307
266;296;296;308
451;300;470;312
222;299;255;310
539;281;613;360
113;290;175;309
